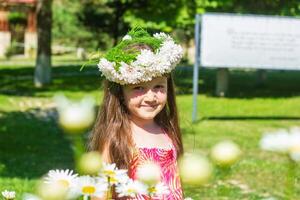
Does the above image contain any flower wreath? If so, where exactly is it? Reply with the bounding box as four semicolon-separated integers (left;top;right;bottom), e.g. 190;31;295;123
97;28;183;85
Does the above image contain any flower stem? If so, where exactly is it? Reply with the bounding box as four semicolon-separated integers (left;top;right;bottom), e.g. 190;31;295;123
285;157;296;198
83;195;91;200
106;184;112;200
69;134;85;172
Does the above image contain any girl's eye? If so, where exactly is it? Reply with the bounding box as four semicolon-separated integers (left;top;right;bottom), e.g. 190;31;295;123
133;86;144;91
155;85;164;89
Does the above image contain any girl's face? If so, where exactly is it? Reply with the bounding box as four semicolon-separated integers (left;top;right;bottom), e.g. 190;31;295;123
122;76;168;122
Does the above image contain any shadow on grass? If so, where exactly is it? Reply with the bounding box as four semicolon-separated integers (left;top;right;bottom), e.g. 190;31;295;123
0;65;104;97
1;65;300;98
200;116;300;121
174;67;300;98
0;108;75;178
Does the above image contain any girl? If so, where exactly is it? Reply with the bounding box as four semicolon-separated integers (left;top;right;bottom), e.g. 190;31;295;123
89;28;184;200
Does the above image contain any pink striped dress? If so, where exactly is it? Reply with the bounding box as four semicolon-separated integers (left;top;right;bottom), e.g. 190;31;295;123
128;135;183;200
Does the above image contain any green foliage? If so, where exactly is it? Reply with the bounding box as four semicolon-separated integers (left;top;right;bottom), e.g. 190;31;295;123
52;0;97;50
104;27;163;68
8;12;27;25
195;0;300;16
51;0;300;55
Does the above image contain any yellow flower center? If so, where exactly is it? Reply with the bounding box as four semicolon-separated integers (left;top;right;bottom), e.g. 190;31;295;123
127;188;136;193
57;179;70;188
148;186;157;193
109;176;118;184
82;185;96;194
104;170;116;177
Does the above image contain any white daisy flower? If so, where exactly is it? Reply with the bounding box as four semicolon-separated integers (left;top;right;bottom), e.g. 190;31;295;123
72;176;108;199
260;130;292;153
100;163;129;185
2;190;16;200
116;179;148;198
148;182;169;197
23;193;41;200
44;169;78;188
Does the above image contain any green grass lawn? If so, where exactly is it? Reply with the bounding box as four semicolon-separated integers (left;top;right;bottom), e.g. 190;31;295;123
1;61;300;199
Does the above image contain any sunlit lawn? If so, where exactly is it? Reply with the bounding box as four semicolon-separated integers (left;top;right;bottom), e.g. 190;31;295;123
1;59;300;199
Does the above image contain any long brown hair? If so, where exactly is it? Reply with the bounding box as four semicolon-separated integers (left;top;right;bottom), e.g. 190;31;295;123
89;74;183;169
89;43;183;169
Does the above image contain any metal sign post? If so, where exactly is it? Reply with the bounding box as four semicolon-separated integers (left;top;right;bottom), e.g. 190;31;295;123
192;14;201;122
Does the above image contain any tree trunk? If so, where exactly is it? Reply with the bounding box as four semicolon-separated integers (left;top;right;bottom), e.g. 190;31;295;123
34;0;52;87
113;0;122;46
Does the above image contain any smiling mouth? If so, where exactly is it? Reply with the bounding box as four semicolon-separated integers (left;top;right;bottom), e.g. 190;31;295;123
141;105;158;109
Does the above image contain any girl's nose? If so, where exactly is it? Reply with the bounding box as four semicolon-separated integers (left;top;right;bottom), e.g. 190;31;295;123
144;89;157;102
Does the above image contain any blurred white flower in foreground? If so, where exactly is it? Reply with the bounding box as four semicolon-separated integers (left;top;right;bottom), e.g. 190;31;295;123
184;198;193;200
72;176;108;199
290;145;300;162
148;182;170;197
211;140;242;166
179;154;212;185
54;95;95;134
78;151;102;175
44;169;78;188
37;181;68;200
116;179;147;198
137;162;161;185
260;129;292;153
2;190;16;200
100;163;129;185
260;127;300;162
23;193;41;200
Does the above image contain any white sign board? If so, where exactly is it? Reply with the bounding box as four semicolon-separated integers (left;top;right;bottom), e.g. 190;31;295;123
200;13;300;70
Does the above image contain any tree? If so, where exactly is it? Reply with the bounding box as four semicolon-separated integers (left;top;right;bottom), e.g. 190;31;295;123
52;0;94;49
34;0;52;87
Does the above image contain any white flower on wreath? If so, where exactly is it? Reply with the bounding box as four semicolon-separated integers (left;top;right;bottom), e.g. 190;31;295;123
100;163;129;185
97;32;183;85
116;179;148;198
134;49;156;68
158;40;183;64
72;176;108;199
119;62;143;84
2;190;16;200
97;58;119;82
44;169;78;188
122;35;132;41
153;32;172;41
